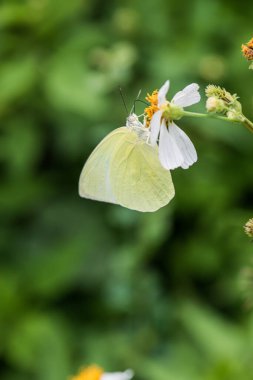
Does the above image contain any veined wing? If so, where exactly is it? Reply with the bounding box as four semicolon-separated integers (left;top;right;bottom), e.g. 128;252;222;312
79;127;129;204
111;133;175;212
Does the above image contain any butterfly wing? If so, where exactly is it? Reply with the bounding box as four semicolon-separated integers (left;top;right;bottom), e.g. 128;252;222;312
79;127;128;204
111;132;175;212
80;126;175;212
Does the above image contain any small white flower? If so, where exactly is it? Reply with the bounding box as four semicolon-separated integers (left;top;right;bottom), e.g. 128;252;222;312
150;80;200;170
102;369;134;380
71;365;134;380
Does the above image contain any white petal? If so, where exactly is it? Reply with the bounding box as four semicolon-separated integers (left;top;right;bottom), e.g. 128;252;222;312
159;120;184;170
101;370;134;380
169;122;197;169
150;110;163;145
158;80;170;106
172;83;200;107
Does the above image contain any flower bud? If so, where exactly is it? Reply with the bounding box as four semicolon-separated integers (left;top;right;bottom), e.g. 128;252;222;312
233;100;242;113
226;110;243;122
244;218;253;238
205;84;243;118
206;96;225;113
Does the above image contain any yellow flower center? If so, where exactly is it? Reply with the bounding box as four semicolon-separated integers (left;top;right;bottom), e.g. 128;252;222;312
247;38;253;49
242;38;253;60
144;90;159;127
71;365;104;380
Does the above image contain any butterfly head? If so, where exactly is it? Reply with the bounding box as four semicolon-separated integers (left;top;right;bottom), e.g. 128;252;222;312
126;113;150;143
126;113;143;129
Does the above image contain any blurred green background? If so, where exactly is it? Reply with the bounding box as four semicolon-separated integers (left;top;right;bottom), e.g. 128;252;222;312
0;0;253;379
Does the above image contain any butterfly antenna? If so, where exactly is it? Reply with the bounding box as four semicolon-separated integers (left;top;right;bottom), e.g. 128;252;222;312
130;89;142;114
133;94;149;115
136;89;142;99
135;99;149;107
119;87;129;115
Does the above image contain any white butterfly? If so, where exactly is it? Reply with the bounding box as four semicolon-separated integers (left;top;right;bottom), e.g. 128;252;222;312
79;113;175;212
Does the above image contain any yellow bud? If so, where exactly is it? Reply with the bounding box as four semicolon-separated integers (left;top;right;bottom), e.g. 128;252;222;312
226;110;243;122
244;218;253;238
206;97;225;113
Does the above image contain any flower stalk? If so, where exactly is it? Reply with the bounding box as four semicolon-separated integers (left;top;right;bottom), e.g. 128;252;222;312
243;117;253;133
182;110;253;133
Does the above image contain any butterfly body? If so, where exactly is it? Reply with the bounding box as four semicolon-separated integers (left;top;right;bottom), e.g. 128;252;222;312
79;115;175;212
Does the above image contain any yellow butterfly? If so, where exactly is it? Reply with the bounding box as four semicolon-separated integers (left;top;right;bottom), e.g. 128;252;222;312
79;114;175;212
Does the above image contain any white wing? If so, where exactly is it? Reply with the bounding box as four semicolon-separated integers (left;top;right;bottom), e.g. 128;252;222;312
79;127;175;212
79;127;128;204
111;131;175;212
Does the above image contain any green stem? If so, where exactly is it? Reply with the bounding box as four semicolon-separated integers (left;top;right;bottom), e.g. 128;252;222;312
243;116;253;133
182;110;239;123
182;110;253;134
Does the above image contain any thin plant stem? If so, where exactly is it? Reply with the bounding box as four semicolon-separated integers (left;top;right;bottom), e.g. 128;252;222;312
182;111;239;123
243;116;253;133
182;111;253;134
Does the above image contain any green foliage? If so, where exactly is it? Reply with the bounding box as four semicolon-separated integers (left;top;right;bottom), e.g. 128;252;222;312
0;0;252;379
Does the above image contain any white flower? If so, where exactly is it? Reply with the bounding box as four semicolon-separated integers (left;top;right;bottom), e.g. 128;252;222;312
102;369;134;380
71;365;134;380
150;80;200;170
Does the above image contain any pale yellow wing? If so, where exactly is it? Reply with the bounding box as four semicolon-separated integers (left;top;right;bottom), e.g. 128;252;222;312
110;131;175;212
79;127;128;204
